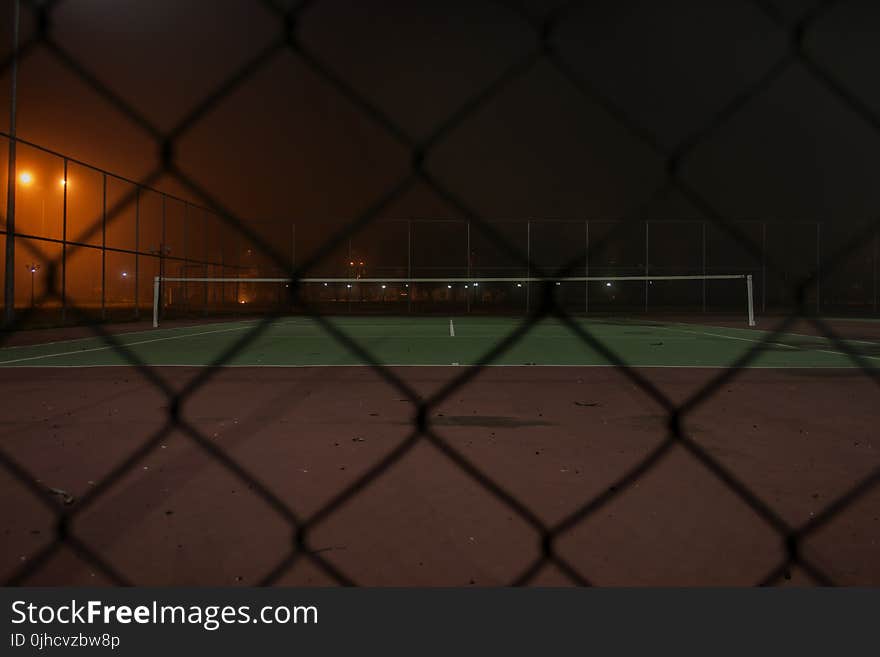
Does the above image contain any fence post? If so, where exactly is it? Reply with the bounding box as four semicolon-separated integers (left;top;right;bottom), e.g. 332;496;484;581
644;220;649;313
160;195;166;320
874;225;878;315
61;158;68;323
761;221;767;313
585;220;589;314
526;219;531;315
101;172;106;320
134;187;140;319
3;0;20;326
702;220;707;312
816;222;821;315
466;221;471;314
182;202;188;315
204;210;209;315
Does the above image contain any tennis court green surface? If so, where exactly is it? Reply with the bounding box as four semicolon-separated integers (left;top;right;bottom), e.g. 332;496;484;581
1;317;877;368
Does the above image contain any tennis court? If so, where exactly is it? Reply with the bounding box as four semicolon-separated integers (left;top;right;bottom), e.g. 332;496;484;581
1;314;878;586
2;316;878;368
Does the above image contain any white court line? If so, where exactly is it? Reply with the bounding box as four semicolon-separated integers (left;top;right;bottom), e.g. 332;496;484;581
0;324;256;365
666;325;880;362
449;319;455;337
670;320;880;347
0;319;263;351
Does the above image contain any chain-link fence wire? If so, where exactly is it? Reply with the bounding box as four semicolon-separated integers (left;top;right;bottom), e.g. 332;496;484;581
0;0;877;585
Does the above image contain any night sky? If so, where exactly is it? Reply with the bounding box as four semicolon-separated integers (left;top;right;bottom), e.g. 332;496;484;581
1;0;880;281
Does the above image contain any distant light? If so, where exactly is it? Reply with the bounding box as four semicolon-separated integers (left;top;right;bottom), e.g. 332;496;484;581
121;271;128;278
605;282;612;287
556;281;561;286
359;261;364;266
347;284;352;288
59;178;67;187
516;283;522;288
349;261;354;266
472;283;478;287
464;284;468;288
19;172;33;185
30;267;37;273
447;284;452;289
381;284;386;289
239;299;247;304
323;282;328;286
405;284;409;287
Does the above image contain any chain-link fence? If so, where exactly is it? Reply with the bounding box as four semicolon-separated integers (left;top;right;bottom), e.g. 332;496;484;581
0;0;878;586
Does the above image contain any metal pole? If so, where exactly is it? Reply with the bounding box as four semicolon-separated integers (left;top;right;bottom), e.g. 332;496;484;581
101;173;107;320
746;274;755;327
61;159;68;322
182;202;188;314
816;222;821;315
160;195;166;320
134;187;140;319
204;210;209;315
701;221;707;312
644;221;649;313
526;220;530;315
585;220;589;314
407;219;412;313
874;226;878;315
152;276;159;328
761;221;767;313
3;0;20;326
348;237;352;313
466;220;471;314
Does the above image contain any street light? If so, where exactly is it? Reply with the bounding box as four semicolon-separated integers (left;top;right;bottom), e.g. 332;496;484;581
18;171;33;185
24;263;39;307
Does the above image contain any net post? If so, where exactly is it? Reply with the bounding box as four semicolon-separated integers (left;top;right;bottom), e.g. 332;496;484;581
152;276;160;328
746;274;755;327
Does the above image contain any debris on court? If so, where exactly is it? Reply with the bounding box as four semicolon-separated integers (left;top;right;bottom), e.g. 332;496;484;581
47;487;75;506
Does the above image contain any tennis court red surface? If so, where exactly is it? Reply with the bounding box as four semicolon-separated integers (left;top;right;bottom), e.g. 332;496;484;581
1;323;877;585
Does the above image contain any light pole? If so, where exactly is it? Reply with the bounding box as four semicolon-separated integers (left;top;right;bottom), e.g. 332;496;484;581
24;263;39;307
4;0;20;325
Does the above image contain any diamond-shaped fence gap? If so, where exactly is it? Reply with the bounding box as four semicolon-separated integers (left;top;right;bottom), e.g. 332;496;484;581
40;37;163;140
299;0;538;140
426;369;661;524
554;443;785;586
549;0;787;152
181;363;414;523
305;436;539;586
684;366;879;527
71;426;291;585
50;1;284;136
425;59;666;220
552;310;676;413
